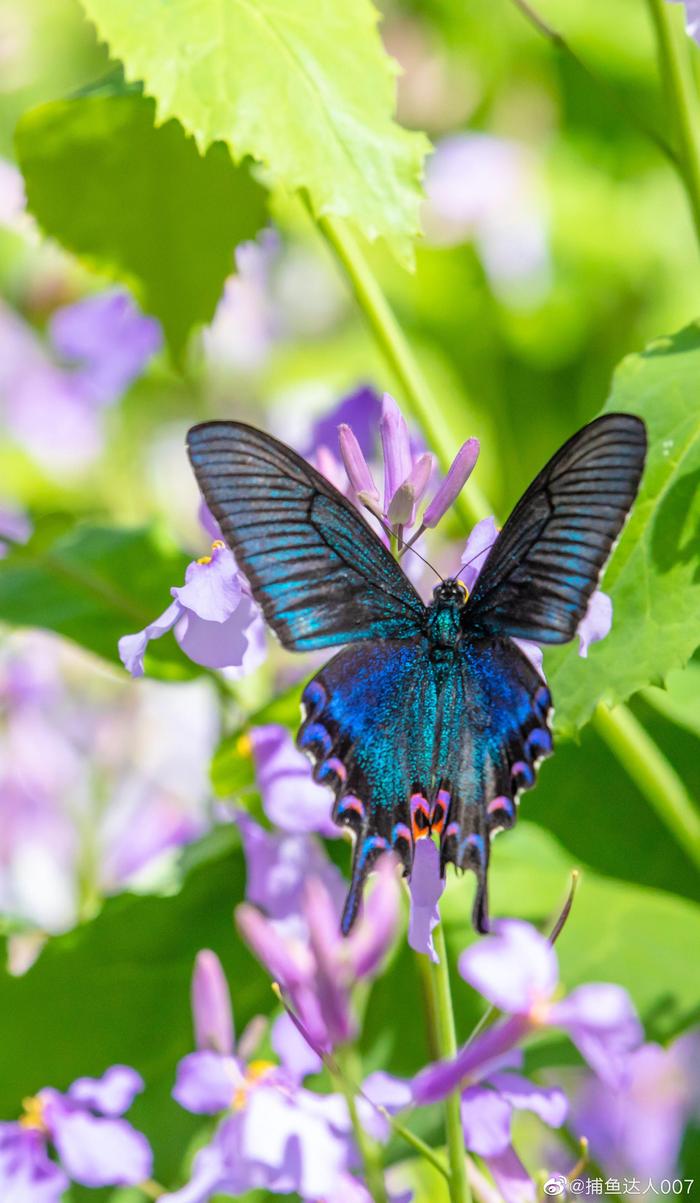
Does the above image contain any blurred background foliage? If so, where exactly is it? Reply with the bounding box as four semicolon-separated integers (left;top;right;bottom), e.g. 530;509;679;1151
1;0;700;1197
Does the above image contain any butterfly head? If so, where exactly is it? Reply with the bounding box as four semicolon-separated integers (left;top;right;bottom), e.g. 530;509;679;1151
432;578;468;606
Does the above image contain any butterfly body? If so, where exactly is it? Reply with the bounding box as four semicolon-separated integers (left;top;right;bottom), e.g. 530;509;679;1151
187;412;646;934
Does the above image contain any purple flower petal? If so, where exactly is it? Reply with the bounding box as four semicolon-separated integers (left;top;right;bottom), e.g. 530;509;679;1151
407;838;445;963
387;452;434;526
0;505;32;557
192;950;234;1056
380;394;412;509
669;1;700;45
67;1066;144;1117
174;595;266;673
458;919;558;1013
488;1071;567;1127
338;424;380;501
570;1034;700;1180
172;1051;242;1114
236;811;344;926
484;1145;537;1203
346;854;400;979
411;1015;529;1105
49;290;161;406
577;590;612;657
0;1123;68;1203
308;385;381;460
159;1138;232;1203
271;1011;323;1080
236;902;311;988
305;878;355;1045
173;546;242;622
241;1084;350;1199
424;438;480;529
461;1085;513;1155
250;724;337;837
359;1072;413;1142
44;1096;152;1187
459;516;499;592
512;638;545;677
549;982;643;1086
118;599;183;677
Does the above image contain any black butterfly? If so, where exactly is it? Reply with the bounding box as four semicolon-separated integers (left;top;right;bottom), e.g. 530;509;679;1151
187;413;646;933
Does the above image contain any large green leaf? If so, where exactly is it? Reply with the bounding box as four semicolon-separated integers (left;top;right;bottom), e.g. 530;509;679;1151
0;518;191;671
16;91;268;357
545;324;700;733
0;833;269;1183
76;0;430;265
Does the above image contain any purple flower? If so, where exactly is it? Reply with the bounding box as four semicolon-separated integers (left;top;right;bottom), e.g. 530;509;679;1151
167;950;362;1202
118;541;267;677
192;950;235;1056
339;392;478;545
407;838;445;963
423;134;549;297
412;920;642;1107
0;504;31;558
0;290;160;474
308;385;381;462
0;1067;151;1199
235;810;346;938
237;856;399;1052
249;724;338;837
571;1030;700;1179
669;0;700;43
49;290;161;406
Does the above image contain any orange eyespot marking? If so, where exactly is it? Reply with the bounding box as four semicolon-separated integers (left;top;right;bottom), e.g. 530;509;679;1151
20;1096;47;1132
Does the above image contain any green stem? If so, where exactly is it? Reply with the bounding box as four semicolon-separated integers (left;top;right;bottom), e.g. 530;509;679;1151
426;924;471;1203
511;0;678;166
593;702;700;870
378;1109;451;1181
646;0;700;248
316;210;491;531
333;1046;388;1203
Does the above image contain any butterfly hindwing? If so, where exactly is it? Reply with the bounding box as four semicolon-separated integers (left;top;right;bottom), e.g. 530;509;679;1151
463;413;647;643
298;633;552;934
298;636;439;933
187;422;425;651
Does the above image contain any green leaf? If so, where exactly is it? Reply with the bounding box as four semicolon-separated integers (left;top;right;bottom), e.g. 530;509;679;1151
642;661;700;737
76;0;430;265
545;323;700;734
0;833;270;1183
15;91;268;357
0;519;190;670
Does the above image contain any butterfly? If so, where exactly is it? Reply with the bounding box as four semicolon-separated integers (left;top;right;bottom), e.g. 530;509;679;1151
187;413;646;934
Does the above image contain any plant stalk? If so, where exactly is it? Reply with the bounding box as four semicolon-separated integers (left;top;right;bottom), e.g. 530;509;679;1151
646;0;700;248
594;702;700;870
333;1046;389;1203
426;924;471;1203
316;210;491;531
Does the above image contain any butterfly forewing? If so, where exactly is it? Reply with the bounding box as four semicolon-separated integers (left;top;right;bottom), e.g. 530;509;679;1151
463;413;647;643
187;422;425;651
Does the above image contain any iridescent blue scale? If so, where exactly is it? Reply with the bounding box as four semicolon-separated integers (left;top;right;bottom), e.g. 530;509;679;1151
187;413;646;933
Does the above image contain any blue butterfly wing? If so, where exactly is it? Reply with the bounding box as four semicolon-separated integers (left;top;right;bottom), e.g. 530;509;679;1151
299;633;551;934
463;413;647;643
298;636;438;933
187;422;425;651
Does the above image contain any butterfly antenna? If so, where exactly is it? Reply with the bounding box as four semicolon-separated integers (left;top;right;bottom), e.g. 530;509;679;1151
374;515;444;582
457;538;497;579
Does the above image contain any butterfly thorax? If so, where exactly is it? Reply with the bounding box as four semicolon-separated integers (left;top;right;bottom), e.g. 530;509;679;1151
427;579;467;652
